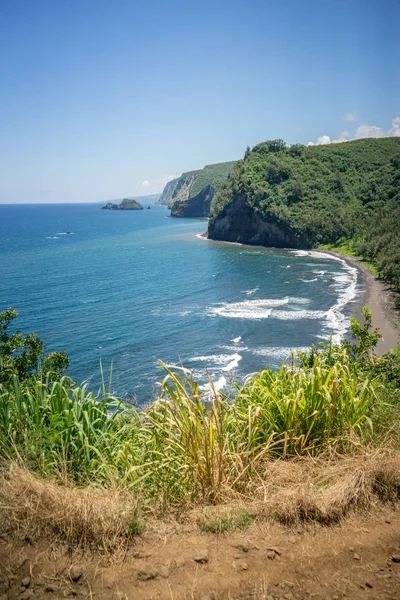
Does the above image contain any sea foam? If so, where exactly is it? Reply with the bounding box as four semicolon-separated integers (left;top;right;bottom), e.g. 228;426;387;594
291;250;359;342
208;297;310;319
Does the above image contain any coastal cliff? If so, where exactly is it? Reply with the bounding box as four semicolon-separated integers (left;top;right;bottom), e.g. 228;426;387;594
208;191;307;248
208;138;400;251
156;178;179;205
168;161;235;217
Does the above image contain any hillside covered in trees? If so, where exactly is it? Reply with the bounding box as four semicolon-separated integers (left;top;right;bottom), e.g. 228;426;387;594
208;137;400;292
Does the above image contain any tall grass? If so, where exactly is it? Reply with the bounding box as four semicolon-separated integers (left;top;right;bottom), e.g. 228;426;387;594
0;346;383;503
0;373;141;483
233;355;376;456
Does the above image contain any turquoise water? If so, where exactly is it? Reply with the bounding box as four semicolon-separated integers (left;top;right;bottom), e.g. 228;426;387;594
0;203;360;402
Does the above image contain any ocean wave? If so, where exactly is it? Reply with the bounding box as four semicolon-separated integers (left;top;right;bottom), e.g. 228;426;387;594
325;263;359;342
208;297;310;319
271;309;327;320
294;249;343;262
190;352;243;394
231;336;242;343
189;353;242;372
242;288;259;296
222;353;242;372
200;375;227;393
221;345;249;352
298;277;318;283
251;346;311;358
290;250;309;257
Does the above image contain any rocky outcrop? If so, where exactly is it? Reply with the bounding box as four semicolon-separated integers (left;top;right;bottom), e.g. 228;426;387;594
102;198;143;210
157;178;180;205
208;193;308;248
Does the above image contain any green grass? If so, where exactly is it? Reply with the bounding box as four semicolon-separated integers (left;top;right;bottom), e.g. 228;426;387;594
198;507;254;534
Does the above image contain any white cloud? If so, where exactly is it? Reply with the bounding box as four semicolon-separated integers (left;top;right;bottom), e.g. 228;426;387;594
317;135;331;145
307;135;332;146
343;112;357;121
354;124;385;139
388;116;400;137
332;130;350;143
308;116;400;146
142;180;151;188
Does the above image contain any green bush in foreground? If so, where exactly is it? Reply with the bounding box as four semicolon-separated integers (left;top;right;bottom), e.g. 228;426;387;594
0;307;399;504
0;308;69;384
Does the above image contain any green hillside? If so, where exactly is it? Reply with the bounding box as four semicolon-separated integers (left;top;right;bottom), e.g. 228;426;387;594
209;138;400;290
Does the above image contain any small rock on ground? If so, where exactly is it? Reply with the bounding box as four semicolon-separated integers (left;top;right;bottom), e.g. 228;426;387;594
70;567;83;583
137;565;158;581
233;559;248;571
391;554;400;563
157;565;170;578
194;551;209;564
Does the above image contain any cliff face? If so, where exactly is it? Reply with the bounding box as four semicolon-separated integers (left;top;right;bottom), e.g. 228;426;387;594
157;178;179;205
170;185;215;218
169;162;235;218
169;171;199;211
207;193;306;248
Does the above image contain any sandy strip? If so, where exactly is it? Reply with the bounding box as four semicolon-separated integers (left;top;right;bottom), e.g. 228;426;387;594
322;250;399;355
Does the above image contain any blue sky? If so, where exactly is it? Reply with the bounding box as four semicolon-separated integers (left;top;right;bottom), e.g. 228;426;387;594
0;0;399;203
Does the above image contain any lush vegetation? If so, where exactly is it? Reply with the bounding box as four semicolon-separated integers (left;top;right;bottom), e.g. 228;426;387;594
1;308;399;506
209;138;400;292
0;308;69;385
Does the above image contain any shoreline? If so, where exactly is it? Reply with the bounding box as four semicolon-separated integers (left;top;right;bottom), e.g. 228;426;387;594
202;233;399;355
321;250;399;355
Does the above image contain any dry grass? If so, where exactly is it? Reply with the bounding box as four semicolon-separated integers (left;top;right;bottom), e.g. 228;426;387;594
1;449;400;554
0;463;142;551
250;448;400;524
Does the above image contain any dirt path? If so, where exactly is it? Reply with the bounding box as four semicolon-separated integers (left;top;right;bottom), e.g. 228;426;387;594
1;510;400;600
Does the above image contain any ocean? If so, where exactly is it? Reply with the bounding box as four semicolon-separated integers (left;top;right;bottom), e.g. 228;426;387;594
0;203;361;402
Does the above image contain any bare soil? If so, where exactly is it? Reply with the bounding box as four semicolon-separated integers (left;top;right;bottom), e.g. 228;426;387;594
1;509;400;600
